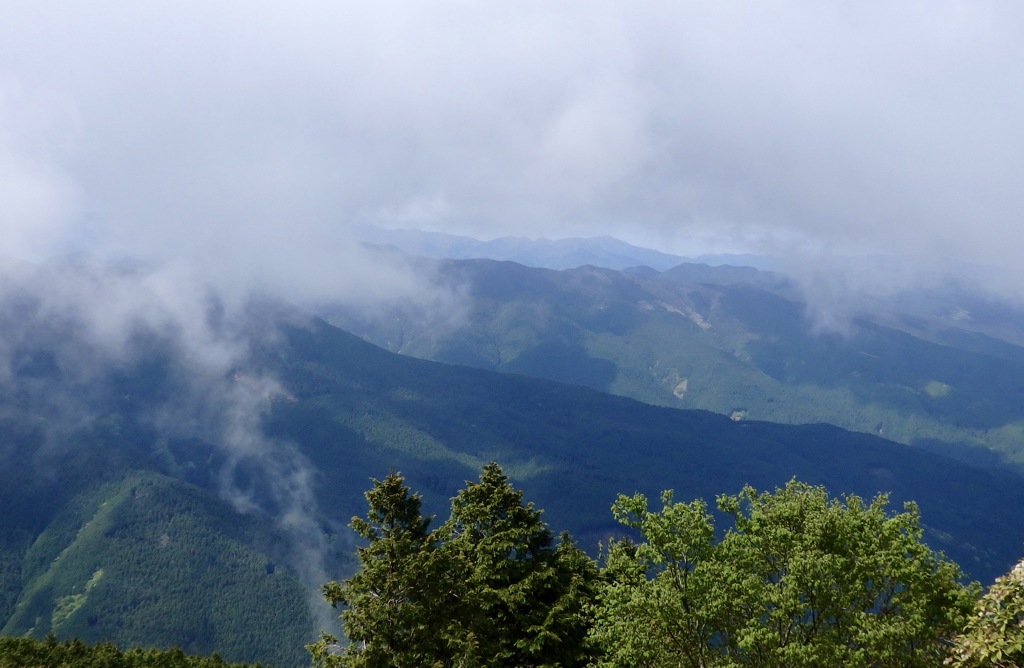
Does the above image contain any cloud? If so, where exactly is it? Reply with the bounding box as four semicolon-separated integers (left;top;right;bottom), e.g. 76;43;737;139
0;0;1021;627
0;79;80;258
0;2;1020;298
2;2;1022;285
0;1;1019;463
5;1;1024;389
0;256;339;627
1;0;1022;493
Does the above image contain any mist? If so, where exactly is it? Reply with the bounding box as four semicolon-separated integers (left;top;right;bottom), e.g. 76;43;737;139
1;2;1022;627
0;255;352;633
1;3;1021;285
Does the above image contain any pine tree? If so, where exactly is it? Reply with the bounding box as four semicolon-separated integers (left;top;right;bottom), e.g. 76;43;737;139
311;473;463;668
443;462;598;667
314;464;598;667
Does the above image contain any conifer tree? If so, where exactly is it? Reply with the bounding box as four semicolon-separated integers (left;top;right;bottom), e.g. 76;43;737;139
313;464;598;667
311;473;462;668
442;462;598;667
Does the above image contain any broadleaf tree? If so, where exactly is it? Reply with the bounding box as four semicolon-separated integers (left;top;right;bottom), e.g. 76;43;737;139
951;557;1024;667
590;479;978;667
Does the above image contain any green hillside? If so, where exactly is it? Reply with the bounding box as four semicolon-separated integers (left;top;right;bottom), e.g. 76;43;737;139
4;473;312;663
262;318;1024;585
0;469;315;666
1;304;1023;663
324;258;1024;470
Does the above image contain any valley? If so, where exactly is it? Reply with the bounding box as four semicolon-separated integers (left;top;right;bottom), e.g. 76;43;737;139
0;250;1023;664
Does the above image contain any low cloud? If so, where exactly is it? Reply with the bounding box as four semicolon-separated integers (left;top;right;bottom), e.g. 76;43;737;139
0;1;1019;454
3;2;1022;291
0;257;342;627
0;1;1020;629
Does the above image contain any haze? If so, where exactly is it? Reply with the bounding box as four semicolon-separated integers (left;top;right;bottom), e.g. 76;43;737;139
2;1;1023;631
2;1;1023;301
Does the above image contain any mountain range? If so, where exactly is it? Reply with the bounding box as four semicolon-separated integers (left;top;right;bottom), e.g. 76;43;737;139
1;249;1023;665
356;225;777;271
325;255;1024;472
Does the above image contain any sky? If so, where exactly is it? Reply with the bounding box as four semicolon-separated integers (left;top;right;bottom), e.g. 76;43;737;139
1;1;1022;618
2;0;1024;302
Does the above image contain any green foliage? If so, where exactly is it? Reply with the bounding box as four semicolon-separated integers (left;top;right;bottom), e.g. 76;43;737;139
0;634;260;667
951;558;1024;667
442;463;598;667
1;473;314;667
314;464;598;667
591;494;718;668
312;473;461;668
590;480;978;667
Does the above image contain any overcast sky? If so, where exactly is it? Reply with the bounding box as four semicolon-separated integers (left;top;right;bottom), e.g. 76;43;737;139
2;1;1023;299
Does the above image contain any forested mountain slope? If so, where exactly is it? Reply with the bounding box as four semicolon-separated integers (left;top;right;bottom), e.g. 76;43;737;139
325;257;1024;470
261;317;1024;583
2;302;1023;664
0;463;314;666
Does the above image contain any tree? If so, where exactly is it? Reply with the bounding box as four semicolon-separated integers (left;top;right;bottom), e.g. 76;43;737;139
310;473;462;668
0;635;259;667
590;492;718;668
312;464;598;667
950;557;1024;667
442;462;598;667
590;480;978;667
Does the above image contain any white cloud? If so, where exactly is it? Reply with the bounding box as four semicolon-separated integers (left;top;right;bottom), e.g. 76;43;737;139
0;0;1021;620
0;1;1022;295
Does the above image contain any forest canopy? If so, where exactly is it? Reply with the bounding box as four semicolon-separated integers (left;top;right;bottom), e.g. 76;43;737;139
2;465;1018;667
312;465;1019;668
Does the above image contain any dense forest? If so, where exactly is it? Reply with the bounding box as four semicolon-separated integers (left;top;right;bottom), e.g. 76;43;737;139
1;463;1022;667
0;635;262;667
311;464;1024;668
2;276;1024;665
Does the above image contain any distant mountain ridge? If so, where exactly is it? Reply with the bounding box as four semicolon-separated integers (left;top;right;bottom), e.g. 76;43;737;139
356;225;777;271
263;316;1024;585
